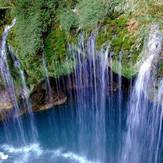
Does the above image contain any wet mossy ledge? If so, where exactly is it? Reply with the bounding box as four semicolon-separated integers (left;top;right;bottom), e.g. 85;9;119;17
1;0;162;83
0;0;163;117
0;71;131;121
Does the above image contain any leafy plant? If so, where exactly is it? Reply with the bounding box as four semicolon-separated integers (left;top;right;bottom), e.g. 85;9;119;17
77;0;107;29
45;26;75;78
58;7;78;32
12;0;56;56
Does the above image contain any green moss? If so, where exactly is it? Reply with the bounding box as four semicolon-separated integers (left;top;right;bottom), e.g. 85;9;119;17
44;25;75;78
158;62;163;79
0;26;3;36
96;16;128;50
45;26;67;61
9;24;75;86
0;2;79;87
77;0;114;30
0;8;12;36
148;4;163;16
111;60;137;79
66;32;78;45
58;7;78;32
97;16;133;50
3;0;162;83
96;13;145;78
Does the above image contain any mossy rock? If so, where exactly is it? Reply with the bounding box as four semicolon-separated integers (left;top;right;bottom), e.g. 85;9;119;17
96;13;143;79
111;59;137;79
44;25;75;78
0;8;12;36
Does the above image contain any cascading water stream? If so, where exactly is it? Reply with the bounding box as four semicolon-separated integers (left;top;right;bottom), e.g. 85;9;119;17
0;18;162;163
42;53;52;101
153;81;163;163
69;33;110;162
0;19;39;147
0;19;26;144
121;25;162;163
117;50;123;160
95;46;109;162
109;53;114;96
13;56;38;142
118;51;123;134
0;19;17;111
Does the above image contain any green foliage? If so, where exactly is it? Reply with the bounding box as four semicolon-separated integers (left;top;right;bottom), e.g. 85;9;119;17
58;8;78;32
96;16;129;51
0;0;13;7
48;59;75;78
77;0;163;79
5;0;59;85
158;60;163;79
111;60;137;79
96;14;143;78
77;0;107;29
0;9;6;35
0;8;12;36
45;26;67;62
124;0;163;30
97;16;123;42
12;0;56;56
22;54;45;86
6;0;78;86
45;26;75;78
2;0;162;83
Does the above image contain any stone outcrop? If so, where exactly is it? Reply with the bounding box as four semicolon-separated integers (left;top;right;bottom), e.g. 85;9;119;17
0;68;132;121
30;77;68;112
0;90;13;121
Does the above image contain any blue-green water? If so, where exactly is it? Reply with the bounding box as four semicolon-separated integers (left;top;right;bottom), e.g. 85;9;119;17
0;91;127;163
0;90;162;163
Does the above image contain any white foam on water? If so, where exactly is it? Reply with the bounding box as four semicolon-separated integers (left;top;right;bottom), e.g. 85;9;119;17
51;149;100;163
0;152;8;160
1;143;99;163
2;143;42;155
1;143;42;163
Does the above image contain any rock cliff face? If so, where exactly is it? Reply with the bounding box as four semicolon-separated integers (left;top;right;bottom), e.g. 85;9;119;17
0;89;13;121
0;69;132;121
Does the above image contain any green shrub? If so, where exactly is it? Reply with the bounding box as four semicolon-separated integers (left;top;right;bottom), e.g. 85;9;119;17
58;7;78;32
45;26;75;78
111;60;137;79
12;0;56;56
77;0;107;29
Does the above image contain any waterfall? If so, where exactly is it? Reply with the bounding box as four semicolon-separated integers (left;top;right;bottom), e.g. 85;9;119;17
1;18;163;163
121;25;162;163
117;50;123;160
154;81;163;163
0;19;18;112
69;33;109;162
12;50;38;142
118;51;123;134
0;19;38;145
0;19;26;144
109;53;114;96
42;51;52;101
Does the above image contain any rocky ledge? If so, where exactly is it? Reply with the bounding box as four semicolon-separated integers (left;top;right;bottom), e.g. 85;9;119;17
0;70;131;121
31;85;67;112
0;90;13;121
